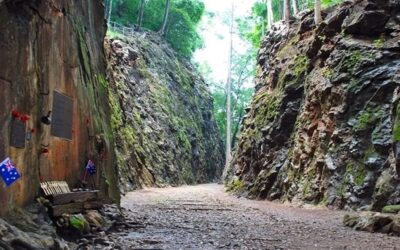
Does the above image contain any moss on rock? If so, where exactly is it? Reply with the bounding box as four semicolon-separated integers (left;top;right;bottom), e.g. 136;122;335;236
106;35;224;191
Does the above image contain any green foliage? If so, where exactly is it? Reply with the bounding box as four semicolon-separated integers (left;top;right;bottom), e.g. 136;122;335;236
254;92;282;127
373;38;385;48
109;0;204;58
322;67;334;79
69;215;89;232
293;55;310;80
354;107;383;131
200;48;256;147
382;205;400;214
346;163;367;186
343;50;362;72
226;178;246;192
211;86;253;145
212;89;227;137
321;0;342;8
110;0;140;25
298;0;342;9
237;0;344;48
337;162;367;197
236;1;270;48
393;103;400;142
165;7;204;58
109;89;123;130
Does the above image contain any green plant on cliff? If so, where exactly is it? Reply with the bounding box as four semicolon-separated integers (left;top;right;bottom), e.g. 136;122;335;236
293;55;310;81
254;92;282;127
346;163;367;186
226;178;246;193
373;38;385;48
353;107;383;132
343;50;362;73
393;103;400;142
322;67;334;79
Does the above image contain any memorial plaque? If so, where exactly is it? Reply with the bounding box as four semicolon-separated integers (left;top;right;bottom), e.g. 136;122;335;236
51;91;73;140
10;119;26;148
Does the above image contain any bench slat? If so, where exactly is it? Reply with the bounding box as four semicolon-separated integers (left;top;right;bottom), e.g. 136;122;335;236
49;191;101;205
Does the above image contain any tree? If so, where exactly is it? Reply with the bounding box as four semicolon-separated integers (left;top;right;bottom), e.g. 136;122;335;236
110;0;205;58
136;0;146;31
107;0;113;25
159;0;171;36
315;0;322;24
292;0;298;15
225;0;235;167
230;52;254;146
164;7;203;57
266;0;274;29
284;0;291;26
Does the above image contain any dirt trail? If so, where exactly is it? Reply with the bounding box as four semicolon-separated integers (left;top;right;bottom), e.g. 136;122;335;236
110;184;400;249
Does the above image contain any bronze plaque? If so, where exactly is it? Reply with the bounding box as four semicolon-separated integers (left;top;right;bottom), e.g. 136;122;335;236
51;91;73;140
10;119;26;148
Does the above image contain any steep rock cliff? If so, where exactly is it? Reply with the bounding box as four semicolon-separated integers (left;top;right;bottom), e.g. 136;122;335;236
226;0;400;211
105;34;224;191
0;0;120;215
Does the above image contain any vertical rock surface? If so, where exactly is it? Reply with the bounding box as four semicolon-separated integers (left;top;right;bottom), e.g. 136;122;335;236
226;0;400;211
106;35;224;191
0;0;120;215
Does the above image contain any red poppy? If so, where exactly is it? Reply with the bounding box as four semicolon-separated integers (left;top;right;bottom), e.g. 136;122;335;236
20;114;30;123
11;109;20;118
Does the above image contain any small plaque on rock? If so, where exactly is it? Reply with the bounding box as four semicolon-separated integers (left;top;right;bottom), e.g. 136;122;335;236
10;119;26;148
51;91;73;140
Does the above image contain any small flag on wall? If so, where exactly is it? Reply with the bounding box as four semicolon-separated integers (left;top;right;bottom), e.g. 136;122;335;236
0;157;21;186
85;160;96;176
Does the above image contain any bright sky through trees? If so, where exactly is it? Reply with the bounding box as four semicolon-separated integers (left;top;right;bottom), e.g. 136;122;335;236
194;0;257;84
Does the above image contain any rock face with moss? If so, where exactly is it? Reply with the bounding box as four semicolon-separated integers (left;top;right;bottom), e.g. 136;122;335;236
0;0;120;216
105;34;224;191
225;0;400;211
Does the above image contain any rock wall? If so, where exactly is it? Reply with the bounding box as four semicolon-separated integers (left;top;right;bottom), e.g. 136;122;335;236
105;35;224;191
0;0;120;216
225;0;400;211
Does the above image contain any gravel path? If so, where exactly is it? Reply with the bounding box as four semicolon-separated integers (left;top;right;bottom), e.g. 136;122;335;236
109;184;400;249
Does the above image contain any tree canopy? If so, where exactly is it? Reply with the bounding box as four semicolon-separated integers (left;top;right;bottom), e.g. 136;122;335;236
237;0;343;49
108;0;205;58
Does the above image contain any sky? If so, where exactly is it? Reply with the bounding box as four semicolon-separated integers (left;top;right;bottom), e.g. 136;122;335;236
193;0;257;85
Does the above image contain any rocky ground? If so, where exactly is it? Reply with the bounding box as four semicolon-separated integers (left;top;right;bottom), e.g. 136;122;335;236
1;184;400;249
100;184;400;249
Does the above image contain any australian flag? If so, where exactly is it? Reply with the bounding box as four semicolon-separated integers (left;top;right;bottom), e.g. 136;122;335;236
0;157;21;186
85;160;96;176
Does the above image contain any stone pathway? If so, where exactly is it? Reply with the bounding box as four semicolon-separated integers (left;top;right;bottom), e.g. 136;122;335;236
105;184;400;249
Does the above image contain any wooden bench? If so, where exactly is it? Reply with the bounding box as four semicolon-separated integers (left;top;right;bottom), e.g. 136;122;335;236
40;181;102;217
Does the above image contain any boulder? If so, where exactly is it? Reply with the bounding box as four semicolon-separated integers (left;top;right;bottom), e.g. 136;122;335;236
343;10;390;36
85;210;105;229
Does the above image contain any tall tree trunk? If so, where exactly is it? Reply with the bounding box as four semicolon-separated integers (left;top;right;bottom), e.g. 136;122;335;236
225;0;234;167
136;0;146;31
107;0;113;25
266;0;274;30
315;0;322;25
231;107;244;148
291;0;298;16
284;0;291;27
158;0;171;36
